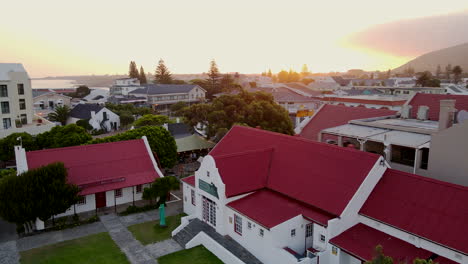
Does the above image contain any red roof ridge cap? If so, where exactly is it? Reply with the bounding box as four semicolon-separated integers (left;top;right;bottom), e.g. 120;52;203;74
26;138;144;154
213;146;274;159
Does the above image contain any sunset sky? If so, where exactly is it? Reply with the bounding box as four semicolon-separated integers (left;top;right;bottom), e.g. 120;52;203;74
1;0;468;77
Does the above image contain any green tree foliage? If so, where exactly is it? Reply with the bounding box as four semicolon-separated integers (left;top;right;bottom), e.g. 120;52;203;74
90;126;177;168
413;259;437;264
301;64;310;77
180;91;294;140
142;176;179;205
206;59;221;98
172;80;187;84
36;124;92;149
277;69;301;83
139;66;147;84
154;59;173;84
0;132;37;161
0;168;15;180
170;101;188;115
0;162;79;228
47;105;71;125
69;85;91;98
105;103;152;116
267;69;272;77
220;74;239;92
129;61;139;79
452;65;463;83
365;245;393;264
76;119;93;131
133;114;172;128
416;72;440;87
119;112;135;129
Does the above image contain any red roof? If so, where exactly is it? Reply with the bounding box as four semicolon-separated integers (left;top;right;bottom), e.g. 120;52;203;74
330;224;433;263
360;169;468;254
211;126;380;216
319;97;407;106
26;139;161;195
227;189;334;228
407;93;468;120
299;104;396;141
181;175;195;186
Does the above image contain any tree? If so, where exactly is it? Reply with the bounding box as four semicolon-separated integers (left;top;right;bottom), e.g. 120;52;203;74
172;80;186;84
119;112;135;129
139;66;147;84
0;132;37;161
76;119;93;131
142;176;179;205
129;61;139;79
387;69;391;79
154;59;173;84
436;65;441;78
170;101;188;115
277;70;289;83
47;105;71;125
365;245;393;264
416;72;440;87
301;64;310;77
36;124;92;149
0;168;15;180
452;65;463;83
220;74;238;92
267;69;272;77
90;126;177;168
105;103;152;117
445;64;452;79
180;91;294;140
413;259;437;264
0;162;79;232
206;59;221;98
133;114;172;128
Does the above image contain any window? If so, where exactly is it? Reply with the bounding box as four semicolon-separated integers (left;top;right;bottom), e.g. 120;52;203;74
1;102;10;114
115;188;122;198
291;229;296;237
320;234;326;242
191;189;195;205
259;229;264;237
20;114;27;124
77;196;86;205
19;99;26;110
306;223;313;237
332;246;338;255
0;85;7;97
136;184;142;193
17;84;24;95
391;145;415;166
247;222;252;229
2;118;11;129
420;148;429;170
234;214;242;235
206;171;210;177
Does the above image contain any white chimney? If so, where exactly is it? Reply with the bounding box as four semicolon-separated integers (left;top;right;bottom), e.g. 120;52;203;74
14;145;28;174
438;99;457;130
90;111;96;119
401;105;412;119
417;106;429;120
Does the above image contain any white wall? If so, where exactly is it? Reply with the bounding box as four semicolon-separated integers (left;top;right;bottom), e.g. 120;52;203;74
89;107;120;131
182;182;197;216
186;232;246;264
55;194;96;217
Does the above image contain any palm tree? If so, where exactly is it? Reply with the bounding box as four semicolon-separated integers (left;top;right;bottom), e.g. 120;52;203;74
143;176;180;206
48;105;71;125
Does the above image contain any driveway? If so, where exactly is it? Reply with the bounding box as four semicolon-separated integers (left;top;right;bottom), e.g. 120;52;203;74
0;219;16;243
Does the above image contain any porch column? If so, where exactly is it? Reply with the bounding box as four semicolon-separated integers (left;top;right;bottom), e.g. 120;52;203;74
357;138;367;151
383;144;392;163
337;136;343;147
413;148;421;174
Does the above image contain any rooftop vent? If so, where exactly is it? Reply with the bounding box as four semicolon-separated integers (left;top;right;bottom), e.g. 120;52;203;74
417;106;429;120
401;105;412;119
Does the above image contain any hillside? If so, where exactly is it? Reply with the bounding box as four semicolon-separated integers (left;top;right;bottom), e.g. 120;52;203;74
394;42;468;74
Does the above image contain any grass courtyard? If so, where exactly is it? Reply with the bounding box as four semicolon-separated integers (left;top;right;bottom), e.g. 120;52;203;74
157;245;223;264
20;232;128;264
127;213;185;245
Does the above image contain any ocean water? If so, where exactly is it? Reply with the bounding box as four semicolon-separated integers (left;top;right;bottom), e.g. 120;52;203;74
31;79;78;89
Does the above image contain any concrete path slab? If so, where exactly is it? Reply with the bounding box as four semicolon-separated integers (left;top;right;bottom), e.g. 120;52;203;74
0;241;19;264
145;239;182;259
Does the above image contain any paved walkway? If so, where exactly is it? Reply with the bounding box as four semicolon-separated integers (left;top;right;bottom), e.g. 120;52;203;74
0;241;19;264
146;239;182;259
101;214;156;264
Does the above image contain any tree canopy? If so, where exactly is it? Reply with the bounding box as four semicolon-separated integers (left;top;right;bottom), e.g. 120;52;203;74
180;90;294;140
139;65;147;84
154;59;173;84
277;69;301;83
416;72;440;87
206;59;221;98
36;124;92;149
105;103;152;117
129;61;139;79
365;245;393;264
47;105;71;125
90;126;177;168
133;114;172;128
142;176;179;205
452;65;463;83
0;162;79;228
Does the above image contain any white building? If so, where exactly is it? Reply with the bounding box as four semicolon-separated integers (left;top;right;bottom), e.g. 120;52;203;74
15;138;163;228
110;78;141;96
0;63;55;138
68;104;120;131
32;89;72;116
175;126;466;264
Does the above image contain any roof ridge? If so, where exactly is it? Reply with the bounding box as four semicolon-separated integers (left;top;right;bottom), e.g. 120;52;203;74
214;147;274;159
386;168;468;191
26;139;144;155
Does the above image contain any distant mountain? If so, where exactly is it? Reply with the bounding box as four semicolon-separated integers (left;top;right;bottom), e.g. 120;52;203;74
393;42;468;74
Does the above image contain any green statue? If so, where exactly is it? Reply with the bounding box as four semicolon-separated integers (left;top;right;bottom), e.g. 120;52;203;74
159;204;167;227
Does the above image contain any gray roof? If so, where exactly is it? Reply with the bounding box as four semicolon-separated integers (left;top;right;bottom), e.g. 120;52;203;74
32;90;52;98
69;104;103;119
168;123;192;139
129;84;202;95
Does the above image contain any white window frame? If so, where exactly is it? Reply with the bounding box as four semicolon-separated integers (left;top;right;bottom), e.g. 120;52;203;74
259;229;264;237
77;196;86;205
234;214;242;235
115;188;122;198
291;229;296;237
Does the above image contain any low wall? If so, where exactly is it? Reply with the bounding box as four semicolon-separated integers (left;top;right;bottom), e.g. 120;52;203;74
0;122;55;138
186;231;245;264
171;214;196;236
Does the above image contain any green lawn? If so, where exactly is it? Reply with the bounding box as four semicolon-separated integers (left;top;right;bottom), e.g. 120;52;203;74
158;245;223;264
127;213;185;245
20;232;128;264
